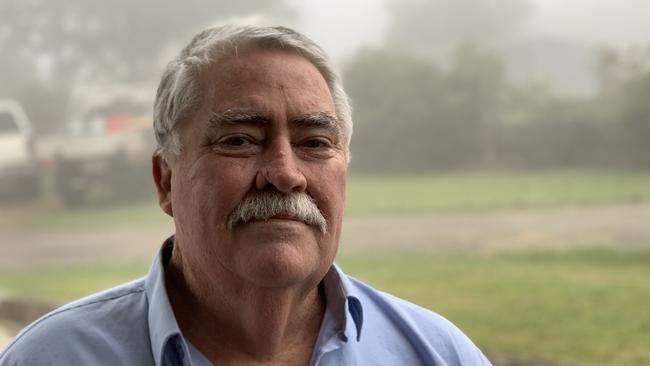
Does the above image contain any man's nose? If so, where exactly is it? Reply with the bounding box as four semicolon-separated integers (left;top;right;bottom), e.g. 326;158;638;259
255;140;307;193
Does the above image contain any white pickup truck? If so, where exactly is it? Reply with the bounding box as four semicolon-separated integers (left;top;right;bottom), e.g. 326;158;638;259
39;90;156;206
0;100;41;200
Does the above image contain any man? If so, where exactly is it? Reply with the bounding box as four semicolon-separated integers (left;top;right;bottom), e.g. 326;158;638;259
0;25;491;365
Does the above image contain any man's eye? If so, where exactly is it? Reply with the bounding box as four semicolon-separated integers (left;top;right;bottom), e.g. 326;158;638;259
210;135;259;154
303;138;330;148
220;136;250;147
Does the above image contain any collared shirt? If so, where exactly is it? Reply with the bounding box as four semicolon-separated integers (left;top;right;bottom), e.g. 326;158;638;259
0;238;492;365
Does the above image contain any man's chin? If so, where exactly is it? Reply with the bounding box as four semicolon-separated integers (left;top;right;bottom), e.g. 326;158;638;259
226;221;334;287
232;242;324;288
240;261;321;289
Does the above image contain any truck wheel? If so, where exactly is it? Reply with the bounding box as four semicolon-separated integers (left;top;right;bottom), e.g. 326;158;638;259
54;160;86;208
17;175;42;201
60;187;86;207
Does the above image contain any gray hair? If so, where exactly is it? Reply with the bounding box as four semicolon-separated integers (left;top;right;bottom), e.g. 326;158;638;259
153;25;353;160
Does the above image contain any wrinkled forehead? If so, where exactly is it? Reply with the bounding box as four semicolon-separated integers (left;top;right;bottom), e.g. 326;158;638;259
209;47;330;93
198;47;337;122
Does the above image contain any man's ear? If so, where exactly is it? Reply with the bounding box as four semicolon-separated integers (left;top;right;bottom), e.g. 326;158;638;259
152;152;173;217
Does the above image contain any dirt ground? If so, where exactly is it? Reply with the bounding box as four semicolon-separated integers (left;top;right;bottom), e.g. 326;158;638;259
1;202;650;271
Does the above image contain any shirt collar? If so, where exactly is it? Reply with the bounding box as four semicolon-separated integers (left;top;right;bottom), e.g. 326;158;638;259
145;236;187;366
143;236;366;366
327;264;364;342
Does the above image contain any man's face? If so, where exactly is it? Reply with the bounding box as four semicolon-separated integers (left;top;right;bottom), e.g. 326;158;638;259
157;48;347;289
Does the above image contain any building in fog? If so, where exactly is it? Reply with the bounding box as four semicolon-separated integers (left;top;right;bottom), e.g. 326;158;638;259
504;37;599;97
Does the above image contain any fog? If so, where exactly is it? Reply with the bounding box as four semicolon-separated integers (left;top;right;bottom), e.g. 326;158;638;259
530;0;650;46
293;0;650;58
287;0;389;60
1;1;650;364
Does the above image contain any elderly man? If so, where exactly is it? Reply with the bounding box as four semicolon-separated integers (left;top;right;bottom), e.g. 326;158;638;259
0;25;491;365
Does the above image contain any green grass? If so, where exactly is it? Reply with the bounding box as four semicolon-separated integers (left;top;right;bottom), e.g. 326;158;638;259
0;265;148;302
346;171;650;214
338;249;650;366
1;249;648;365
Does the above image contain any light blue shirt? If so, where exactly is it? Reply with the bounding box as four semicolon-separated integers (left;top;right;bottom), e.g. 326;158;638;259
1;238;491;365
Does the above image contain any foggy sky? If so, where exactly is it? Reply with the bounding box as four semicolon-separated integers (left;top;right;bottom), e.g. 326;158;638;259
287;0;389;61
290;0;650;61
530;0;650;46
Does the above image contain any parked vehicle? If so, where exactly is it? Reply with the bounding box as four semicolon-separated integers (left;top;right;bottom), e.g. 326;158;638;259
0;100;41;200
40;88;156;206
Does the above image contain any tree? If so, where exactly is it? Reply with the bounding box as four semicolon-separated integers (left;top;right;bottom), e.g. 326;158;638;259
620;72;650;168
445;43;508;168
344;47;450;171
344;44;510;172
593;46;650;168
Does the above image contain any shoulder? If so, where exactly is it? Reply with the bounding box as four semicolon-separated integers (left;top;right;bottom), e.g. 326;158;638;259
0;278;153;365
345;275;492;365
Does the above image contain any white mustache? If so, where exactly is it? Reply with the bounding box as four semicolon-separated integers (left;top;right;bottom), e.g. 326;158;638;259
227;190;327;233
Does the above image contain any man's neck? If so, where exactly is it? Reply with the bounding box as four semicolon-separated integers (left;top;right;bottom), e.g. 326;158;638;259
165;255;326;365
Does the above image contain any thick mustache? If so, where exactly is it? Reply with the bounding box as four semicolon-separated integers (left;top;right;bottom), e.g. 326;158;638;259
228;190;327;233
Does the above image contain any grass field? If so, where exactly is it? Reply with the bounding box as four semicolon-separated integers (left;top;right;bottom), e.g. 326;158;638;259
7;171;650;228
1;248;648;366
339;249;650;366
346;171;650;214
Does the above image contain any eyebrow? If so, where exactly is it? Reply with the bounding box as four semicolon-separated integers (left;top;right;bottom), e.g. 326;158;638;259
208;109;340;134
291;112;340;134
208;109;272;129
